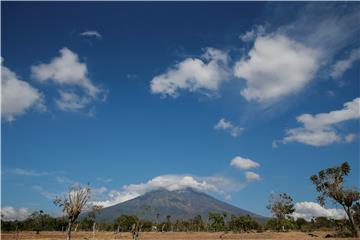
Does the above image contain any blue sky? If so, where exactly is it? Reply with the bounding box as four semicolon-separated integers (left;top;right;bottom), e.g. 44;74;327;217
1;2;359;221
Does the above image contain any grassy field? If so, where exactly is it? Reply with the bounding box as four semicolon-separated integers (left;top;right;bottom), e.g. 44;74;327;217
1;231;358;240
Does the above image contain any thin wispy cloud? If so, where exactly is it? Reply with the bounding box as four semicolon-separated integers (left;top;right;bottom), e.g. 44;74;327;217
32;185;58;200
96;177;113;183
214;118;243;137
239;25;266;42
7;168;50;177
80;30;102;39
330;47;360;79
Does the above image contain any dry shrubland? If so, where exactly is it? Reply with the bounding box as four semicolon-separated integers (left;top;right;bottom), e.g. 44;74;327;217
1;231;359;240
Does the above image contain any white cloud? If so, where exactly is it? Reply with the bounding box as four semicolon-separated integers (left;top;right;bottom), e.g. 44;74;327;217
234;34;319;102
214;118;243;137
283;3;360;61
7;168;50;177
150;48;229;97
80;31;102;39
93;186;108;194
126;74;137;79
55;176;73;184
230;156;260;170
279;97;360;146
281;128;341;147
292;201;346;221
96;177;112;183
240;25;266;42
92;174;243;207
55;90;91;111
31;48;99;97
1;58;45;122
31;48;105;113
32;185;57;200
345;133;357;143
245;171;261;182
1;206;31;221
330;47;360;79
297;98;360;129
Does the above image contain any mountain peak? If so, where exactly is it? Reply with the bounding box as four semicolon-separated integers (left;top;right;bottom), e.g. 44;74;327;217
95;187;265;222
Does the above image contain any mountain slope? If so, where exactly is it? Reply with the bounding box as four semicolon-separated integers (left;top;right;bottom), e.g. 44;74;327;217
95;188;265;222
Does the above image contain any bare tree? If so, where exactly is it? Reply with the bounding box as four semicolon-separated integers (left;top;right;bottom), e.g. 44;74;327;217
131;222;142;240
310;161;360;237
53;184;91;240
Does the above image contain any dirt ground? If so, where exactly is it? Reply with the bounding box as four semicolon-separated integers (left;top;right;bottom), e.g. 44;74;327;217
1;231;359;240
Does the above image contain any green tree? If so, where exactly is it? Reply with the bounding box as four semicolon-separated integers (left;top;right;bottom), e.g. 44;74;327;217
190;215;204;232
266;193;295;231
228;215;259;233
295;217;308;231
208;212;225;232
114;215;139;232
310;161;360;237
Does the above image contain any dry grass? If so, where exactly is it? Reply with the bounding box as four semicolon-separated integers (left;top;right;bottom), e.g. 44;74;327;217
1;231;359;240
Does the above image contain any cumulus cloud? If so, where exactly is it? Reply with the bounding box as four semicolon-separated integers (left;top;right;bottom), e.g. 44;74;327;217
31;48;105;112
92;174;244;207
278;97;360;146
31;48;99;96
230;156;260;170
330;47;360;79
292;201;346;221
1;58;45;122
234;34;319;102
80;31;102;39
245;171;261;182
1;206;31;221
214;118;243;137
150;48;229;97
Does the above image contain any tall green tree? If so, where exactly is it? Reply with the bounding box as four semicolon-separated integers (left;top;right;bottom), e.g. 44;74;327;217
228;215;258;232
208;212;225;232
114;215;139;232
310;161;360;237
267;193;295;231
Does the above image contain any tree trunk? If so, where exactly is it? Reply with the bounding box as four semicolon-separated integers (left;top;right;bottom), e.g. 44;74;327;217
92;222;96;240
345;206;359;237
67;221;72;240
